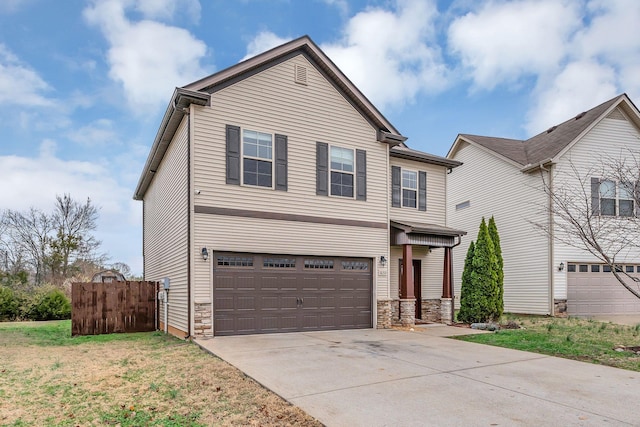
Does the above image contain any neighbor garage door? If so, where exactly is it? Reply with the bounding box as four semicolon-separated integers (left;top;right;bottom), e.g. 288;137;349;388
567;263;640;316
213;252;372;336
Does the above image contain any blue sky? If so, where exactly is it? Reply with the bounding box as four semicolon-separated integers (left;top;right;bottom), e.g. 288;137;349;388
1;0;638;275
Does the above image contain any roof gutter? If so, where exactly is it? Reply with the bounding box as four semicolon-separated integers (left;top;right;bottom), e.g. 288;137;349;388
133;88;210;200
520;158;554;173
379;130;407;147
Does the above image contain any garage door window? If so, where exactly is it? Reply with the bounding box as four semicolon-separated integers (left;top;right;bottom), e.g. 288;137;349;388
263;257;296;268
304;259;334;269
217;255;254;267
591;265;600;272
342;261;369;271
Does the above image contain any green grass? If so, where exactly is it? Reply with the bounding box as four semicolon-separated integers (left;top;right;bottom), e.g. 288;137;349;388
455;316;640;371
0;319;163;346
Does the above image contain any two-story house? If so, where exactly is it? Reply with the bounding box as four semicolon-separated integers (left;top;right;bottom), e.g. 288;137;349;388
134;36;465;338
446;94;640;318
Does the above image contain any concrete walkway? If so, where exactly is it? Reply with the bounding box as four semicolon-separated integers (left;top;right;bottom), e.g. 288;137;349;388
196;325;640;426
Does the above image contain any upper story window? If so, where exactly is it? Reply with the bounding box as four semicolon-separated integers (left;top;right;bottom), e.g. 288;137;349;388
225;124;288;191
594;178;635;217
243;130;272;188
330;146;354;197
391;166;426;211
402;170;417;208
316;142;366;201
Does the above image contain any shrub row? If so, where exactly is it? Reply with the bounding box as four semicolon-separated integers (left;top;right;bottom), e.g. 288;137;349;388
0;285;71;321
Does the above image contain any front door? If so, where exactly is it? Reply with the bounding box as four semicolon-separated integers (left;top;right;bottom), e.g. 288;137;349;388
413;259;422;319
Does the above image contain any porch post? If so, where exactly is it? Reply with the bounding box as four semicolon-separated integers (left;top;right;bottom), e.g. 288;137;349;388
400;244;415;326
441;246;453;324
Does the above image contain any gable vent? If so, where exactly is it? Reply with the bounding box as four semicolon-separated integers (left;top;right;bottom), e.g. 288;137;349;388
574;111;586;120
294;64;308;85
546;125;557;134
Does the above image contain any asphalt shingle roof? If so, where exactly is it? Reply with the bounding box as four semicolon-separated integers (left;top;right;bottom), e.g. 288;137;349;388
458;94;627;167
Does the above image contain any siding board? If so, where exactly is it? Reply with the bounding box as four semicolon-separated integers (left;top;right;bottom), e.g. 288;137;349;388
144;117;189;334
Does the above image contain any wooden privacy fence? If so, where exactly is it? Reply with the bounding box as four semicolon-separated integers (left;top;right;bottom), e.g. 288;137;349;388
72;281;158;336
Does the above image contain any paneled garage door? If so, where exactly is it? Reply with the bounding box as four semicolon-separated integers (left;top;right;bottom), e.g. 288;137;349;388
213;252;373;336
567;263;640;316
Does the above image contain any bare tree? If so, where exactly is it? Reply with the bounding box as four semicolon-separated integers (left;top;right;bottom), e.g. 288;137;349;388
534;151;640;298
2;208;53;285
48;194;101;283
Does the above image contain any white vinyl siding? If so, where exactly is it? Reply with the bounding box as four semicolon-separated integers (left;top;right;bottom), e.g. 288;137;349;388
191;54;390;305
553;115;640;300
144;117;189;334
447;141;550;315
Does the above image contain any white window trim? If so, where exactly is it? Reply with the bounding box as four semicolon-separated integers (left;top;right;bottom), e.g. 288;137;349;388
329;145;355;199
599;179;635;217
241;128;274;189
401;169;418;209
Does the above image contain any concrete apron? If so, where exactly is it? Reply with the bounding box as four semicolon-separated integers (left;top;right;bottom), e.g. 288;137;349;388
196;325;640;427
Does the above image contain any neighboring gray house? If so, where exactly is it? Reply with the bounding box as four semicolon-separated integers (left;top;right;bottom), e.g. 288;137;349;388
447;94;640;317
134;36;464;338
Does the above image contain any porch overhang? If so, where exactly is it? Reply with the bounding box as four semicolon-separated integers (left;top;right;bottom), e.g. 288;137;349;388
390;220;466;247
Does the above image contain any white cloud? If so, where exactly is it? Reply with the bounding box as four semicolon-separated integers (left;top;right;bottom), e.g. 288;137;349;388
321;0;349;16
321;0;449;109
134;0;201;22
83;0;209;111
0;140;143;272
526;60;618;134
0;43;53;107
67;119;118;146
241;31;292;62
448;0;582;91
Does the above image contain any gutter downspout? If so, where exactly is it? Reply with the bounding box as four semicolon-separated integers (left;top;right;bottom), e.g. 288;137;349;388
450;236;463;323
185;106;192;340
539;163;555;316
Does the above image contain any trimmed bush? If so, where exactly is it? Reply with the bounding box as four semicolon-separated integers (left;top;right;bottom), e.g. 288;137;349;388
26;287;71;321
488;216;504;318
458;217;502;323
0;286;21;321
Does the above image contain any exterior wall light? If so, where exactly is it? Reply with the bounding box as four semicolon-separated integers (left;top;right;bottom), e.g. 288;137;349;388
558;262;564;272
201;247;209;261
380;255;387;267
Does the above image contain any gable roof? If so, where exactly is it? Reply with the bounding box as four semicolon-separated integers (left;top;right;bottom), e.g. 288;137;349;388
447;94;640;170
390;145;462;168
134;35;406;200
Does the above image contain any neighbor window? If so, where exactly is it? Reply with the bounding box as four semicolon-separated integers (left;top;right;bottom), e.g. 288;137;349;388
243;130;272;187
402;170;418;208
330;146;354;197
597;179;635;217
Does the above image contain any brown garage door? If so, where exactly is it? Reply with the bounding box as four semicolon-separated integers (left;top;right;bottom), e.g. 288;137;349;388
567;263;640;316
213;252;372;336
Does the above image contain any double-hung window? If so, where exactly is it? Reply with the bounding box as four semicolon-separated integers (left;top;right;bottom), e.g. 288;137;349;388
242;130;272;188
402;170;417;208
595;179;636;217
330;146;354;197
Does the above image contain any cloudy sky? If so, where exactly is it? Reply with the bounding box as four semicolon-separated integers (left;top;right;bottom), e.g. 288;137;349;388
1;0;638;275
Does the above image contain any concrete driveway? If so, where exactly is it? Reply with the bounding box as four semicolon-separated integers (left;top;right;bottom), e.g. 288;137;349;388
196;325;640;426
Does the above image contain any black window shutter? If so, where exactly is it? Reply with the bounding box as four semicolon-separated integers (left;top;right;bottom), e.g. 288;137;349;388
391;166;401;207
418;171;427;211
635;180;640;217
591;177;600;216
356;149;366;201
274;134;288;191
226;125;241;185
316;142;328;196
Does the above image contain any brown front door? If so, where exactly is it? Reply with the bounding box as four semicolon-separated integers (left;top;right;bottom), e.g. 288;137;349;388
413;259;422;319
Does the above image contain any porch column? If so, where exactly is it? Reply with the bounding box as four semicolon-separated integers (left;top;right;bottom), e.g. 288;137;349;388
441;246;453;324
399;244;415;327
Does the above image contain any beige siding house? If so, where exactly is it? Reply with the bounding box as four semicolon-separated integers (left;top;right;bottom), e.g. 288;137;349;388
446;94;640;317
134;36;464;338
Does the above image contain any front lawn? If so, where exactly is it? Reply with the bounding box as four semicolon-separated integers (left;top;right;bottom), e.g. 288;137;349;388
455;316;640;371
0;321;320;426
